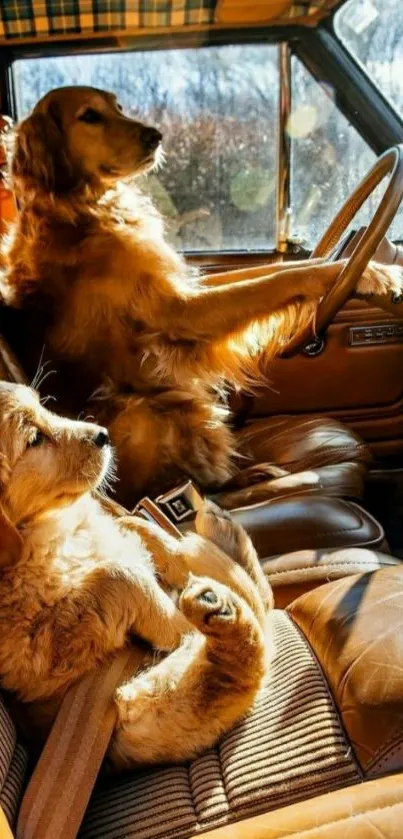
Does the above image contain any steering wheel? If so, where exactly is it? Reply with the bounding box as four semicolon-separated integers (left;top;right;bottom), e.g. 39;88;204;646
284;145;403;357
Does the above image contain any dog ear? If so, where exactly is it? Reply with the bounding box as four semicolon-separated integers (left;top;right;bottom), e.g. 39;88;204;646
11;104;77;194
0;503;22;568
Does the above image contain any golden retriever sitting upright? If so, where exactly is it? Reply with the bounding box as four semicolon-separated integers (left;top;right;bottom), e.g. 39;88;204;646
0;381;273;768
1;87;402;504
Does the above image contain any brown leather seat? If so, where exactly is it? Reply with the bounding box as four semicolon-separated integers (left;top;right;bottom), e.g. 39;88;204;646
220;413;371;508
264;544;400;607
1;555;403;837
77;564;403;837
209;414;379;557
229;495;387;559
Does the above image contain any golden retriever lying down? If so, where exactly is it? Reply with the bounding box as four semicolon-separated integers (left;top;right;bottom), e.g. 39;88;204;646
0;382;273;769
2;86;402;505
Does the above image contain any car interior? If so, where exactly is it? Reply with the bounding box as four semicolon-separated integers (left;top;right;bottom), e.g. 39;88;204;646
0;0;403;837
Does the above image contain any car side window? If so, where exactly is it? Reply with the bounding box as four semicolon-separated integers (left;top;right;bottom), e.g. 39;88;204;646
290;56;403;246
336;0;403;121
13;41;403;255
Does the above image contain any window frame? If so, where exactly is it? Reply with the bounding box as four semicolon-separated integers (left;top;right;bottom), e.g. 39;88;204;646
1;15;402;265
3;28;299;264
294;22;403;156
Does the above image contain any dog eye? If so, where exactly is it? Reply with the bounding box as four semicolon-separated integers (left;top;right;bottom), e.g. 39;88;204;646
27;430;45;448
78;108;103;124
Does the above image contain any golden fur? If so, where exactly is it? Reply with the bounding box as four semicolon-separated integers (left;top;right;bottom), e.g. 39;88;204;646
1;86;402;505
0;382;273;768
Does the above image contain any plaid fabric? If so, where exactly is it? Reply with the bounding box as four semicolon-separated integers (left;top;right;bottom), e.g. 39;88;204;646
0;0;342;40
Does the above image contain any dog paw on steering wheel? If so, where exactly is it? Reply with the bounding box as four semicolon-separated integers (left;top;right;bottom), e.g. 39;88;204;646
356;262;403;298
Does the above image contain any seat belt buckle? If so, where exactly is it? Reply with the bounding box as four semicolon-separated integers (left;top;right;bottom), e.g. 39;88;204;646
132;481;205;536
154;480;205;524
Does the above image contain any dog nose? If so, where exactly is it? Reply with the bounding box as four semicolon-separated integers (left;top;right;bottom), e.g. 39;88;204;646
141;127;162;150
93;428;110;448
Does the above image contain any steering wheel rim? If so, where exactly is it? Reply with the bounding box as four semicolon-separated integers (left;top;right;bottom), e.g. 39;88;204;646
284;144;403;357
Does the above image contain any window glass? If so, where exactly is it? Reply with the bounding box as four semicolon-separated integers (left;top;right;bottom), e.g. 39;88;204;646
13;46;279;252
336;0;403;120
290;57;403;246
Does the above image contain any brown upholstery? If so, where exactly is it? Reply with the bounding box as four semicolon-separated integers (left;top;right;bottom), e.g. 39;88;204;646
290;566;403;775
229;496;386;559
218;462;366;508
218;415;370;510
239;231;403;461
0;564;402;837
78;611;360;838
195;774;403;838
211;391;384;569
263;547;400;608
72;566;403;838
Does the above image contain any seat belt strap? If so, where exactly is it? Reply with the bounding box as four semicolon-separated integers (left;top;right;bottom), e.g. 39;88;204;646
16;648;140;839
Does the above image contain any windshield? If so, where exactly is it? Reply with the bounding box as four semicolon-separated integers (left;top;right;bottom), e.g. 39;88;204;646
13;45;279;253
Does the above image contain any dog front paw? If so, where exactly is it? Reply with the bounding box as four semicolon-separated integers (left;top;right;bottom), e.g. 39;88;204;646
179;574;240;634
356;262;403;298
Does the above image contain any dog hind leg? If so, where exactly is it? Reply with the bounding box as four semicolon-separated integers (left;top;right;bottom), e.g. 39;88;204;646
109;574;268;769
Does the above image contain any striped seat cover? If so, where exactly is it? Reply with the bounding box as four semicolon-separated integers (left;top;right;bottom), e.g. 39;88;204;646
79;611;361;839
0;698;28;828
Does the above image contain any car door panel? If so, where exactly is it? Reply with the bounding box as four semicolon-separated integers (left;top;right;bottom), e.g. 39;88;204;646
248;299;403;458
